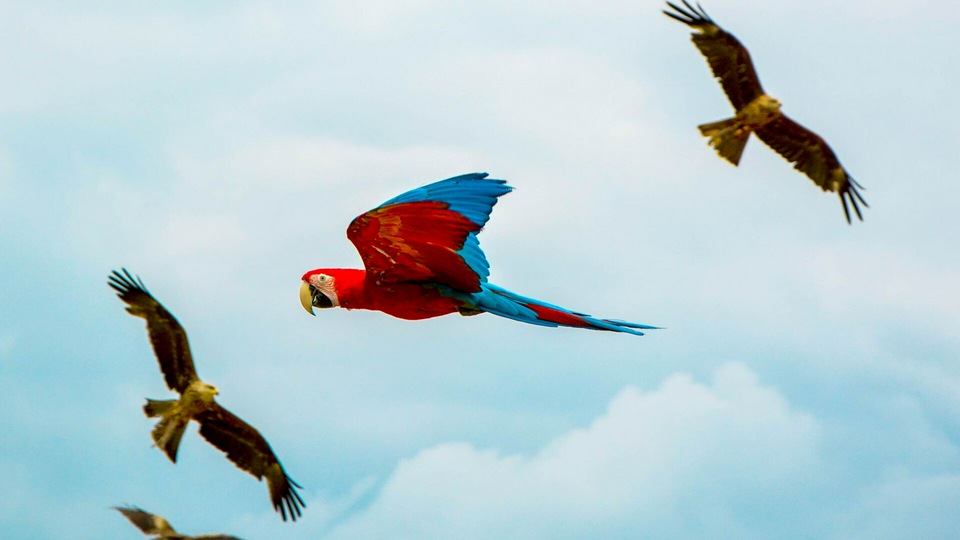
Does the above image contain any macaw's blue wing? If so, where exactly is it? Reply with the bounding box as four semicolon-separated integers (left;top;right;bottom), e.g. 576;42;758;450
347;173;512;292
455;283;659;336
381;172;512;228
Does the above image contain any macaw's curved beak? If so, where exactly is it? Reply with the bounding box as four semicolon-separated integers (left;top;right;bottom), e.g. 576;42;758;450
299;281;316;316
300;280;334;315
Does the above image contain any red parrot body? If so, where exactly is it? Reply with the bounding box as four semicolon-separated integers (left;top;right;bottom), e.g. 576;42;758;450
314;268;464;320
301;173;657;335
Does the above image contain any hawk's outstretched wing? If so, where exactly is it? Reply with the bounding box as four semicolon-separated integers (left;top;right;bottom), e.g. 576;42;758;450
755;115;868;223
114;505;243;539
109;269;199;393
114;505;178;536
664;0;765;110
195;403;305;522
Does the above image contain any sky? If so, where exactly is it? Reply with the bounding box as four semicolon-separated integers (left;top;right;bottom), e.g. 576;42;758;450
1;1;959;538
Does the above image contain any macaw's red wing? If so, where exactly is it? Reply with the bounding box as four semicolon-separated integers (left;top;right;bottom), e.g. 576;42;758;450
664;0;765;110
344;172;513;292
348;200;486;292
755;115;868;223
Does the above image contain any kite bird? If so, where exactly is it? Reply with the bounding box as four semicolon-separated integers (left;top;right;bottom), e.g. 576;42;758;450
664;1;868;223
109;270;305;522
300;173;658;335
114;505;243;539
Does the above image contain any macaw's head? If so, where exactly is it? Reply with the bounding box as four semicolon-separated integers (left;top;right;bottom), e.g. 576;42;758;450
300;269;342;315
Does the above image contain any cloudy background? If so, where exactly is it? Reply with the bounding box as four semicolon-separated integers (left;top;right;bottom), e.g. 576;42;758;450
1;1;958;538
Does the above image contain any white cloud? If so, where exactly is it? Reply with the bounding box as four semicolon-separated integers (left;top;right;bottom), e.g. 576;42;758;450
169;136;492;195
834;474;960;540
323;363;822;539
158;212;245;258
326;0;437;37
796;246;960;333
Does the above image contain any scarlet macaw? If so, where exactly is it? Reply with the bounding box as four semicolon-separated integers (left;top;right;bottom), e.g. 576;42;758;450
300;173;657;335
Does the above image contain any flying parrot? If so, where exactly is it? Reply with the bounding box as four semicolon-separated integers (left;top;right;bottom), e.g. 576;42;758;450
299;173;657;335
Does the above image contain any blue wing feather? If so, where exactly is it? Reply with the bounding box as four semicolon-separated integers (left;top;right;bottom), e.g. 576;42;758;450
458;233;490;282
380;173;513;228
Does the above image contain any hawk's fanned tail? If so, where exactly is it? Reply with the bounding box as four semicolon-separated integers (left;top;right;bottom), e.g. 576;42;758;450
145;403;188;464
698;117;750;165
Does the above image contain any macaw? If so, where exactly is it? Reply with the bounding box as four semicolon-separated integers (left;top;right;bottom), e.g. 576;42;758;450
300;173;657;335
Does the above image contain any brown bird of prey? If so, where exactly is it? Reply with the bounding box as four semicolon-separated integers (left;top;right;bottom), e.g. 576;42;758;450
114;505;243;539
109;269;305;522
664;1;868;223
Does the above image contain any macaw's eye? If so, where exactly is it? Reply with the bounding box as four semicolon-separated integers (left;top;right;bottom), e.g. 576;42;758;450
318;275;329;282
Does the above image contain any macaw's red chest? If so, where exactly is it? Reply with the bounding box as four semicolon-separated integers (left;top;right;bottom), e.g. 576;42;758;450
340;278;466;321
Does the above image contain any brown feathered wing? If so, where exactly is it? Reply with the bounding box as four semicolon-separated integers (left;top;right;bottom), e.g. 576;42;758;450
194;404;305;522
754;115;868;223
115;504;244;539
114;505;178;536
108;269;199;393
664;0;765;110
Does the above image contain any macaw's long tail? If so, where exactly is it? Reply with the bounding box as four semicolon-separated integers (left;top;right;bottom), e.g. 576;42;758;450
468;283;659;336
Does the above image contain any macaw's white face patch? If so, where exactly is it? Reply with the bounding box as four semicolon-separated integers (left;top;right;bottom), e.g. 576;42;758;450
301;274;339;315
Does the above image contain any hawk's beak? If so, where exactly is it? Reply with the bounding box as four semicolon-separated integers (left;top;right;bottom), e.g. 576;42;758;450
300;281;316;316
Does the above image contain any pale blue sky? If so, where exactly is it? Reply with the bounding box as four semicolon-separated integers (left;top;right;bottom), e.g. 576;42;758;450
1;1;959;538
